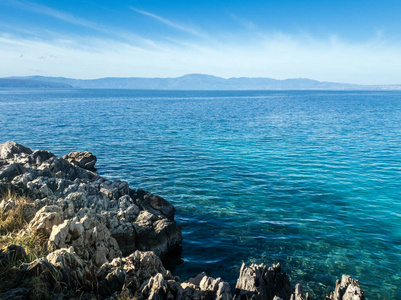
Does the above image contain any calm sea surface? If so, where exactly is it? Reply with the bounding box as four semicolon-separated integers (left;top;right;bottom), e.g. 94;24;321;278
1;89;400;299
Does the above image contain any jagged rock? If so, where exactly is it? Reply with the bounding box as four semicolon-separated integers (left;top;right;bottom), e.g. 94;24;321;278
0;141;32;160
141;272;169;299
0;163;25;180
47;247;95;288
18;257;64;294
28;150;55;166
0;244;27;265
325;275;365;300
26;177;54;199
100;180;129;200
48;215;122;266
173;272;232;300
134;211;182;257
234;263;293;300
97;250;167;296
42;156;96;181
290;284;311;300
27;205;63;236
0;142;182;261
62;151;97;171
0;198;15;213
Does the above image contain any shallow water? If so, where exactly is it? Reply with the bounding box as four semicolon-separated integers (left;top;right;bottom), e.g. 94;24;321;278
1;89;400;299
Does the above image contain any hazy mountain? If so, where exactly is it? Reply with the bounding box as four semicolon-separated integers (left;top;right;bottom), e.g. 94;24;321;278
0;78;72;88
3;74;401;90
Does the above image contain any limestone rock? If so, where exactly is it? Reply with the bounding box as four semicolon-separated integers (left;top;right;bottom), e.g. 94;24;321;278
0;142;183;260
100;180;129;200
173;272;232;300
141;272;169;299
97;250;166;296
48;215;122;266
325;275;365;300
234;263;293;300
47;247;95;288
28;205;63;236
0;163;25;180
28;150;55;166
62;151;97;171
134;211;182;257
290;284;311;300
0;141;32;160
18;257;63;291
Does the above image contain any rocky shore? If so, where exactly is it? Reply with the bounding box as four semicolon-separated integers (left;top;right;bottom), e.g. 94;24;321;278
0;141;365;300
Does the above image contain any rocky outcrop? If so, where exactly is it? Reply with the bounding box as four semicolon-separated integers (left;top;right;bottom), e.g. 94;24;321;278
97;250;168;296
234;262;293;300
46;247;95;288
0;141;32;160
0;141;182;260
98;251;232;300
324;275;365;300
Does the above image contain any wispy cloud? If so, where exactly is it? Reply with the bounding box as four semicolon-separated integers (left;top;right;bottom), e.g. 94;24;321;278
130;7;206;38
2;0;97;29
1;0;157;48
229;13;258;30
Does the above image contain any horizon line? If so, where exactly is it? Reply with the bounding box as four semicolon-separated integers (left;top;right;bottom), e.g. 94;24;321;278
3;73;400;86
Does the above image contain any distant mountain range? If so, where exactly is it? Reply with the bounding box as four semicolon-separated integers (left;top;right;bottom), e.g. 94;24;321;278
1;74;401;90
0;78;73;88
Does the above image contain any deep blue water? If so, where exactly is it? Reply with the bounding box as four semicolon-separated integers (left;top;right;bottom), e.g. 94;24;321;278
1;89;400;299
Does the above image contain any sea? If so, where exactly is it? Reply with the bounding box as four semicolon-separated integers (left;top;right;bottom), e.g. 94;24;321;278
0;89;400;299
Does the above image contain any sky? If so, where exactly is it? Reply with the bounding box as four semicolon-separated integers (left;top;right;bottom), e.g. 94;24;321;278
1;0;401;84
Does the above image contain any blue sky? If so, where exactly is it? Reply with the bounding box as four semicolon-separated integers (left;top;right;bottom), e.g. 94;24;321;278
1;0;401;84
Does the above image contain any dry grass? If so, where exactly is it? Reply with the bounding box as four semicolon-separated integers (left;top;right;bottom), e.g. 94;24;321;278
0;191;51;296
0;191;35;235
0;190;48;261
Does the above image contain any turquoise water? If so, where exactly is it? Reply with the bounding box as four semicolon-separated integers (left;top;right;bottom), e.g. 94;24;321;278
1;89;401;299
